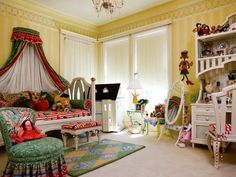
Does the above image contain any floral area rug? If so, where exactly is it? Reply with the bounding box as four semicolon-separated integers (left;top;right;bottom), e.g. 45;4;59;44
65;139;145;176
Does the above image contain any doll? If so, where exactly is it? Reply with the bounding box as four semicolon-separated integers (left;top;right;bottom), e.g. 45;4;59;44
179;50;194;85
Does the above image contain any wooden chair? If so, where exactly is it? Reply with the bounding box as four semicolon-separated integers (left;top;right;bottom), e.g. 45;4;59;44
207;84;236;168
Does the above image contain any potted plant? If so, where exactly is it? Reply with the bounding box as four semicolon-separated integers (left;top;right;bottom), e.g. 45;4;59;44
137;99;149;112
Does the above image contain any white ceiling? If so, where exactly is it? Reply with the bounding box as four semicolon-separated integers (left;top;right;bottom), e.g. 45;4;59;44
25;0;171;26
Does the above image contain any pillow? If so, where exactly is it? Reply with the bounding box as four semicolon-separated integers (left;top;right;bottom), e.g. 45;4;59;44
30;92;40;103
54;94;70;104
40;92;54;106
0;100;8;108
14;98;35;109
35;99;49;111
70;99;92;110
70;99;84;109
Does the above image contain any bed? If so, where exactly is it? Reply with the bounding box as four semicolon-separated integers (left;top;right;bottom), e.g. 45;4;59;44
35;77;96;132
0;27;96;146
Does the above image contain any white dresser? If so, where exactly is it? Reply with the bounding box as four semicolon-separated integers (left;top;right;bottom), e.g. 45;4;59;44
191;103;215;147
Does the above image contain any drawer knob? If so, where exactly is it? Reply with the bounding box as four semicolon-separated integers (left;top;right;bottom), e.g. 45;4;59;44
206;117;209;121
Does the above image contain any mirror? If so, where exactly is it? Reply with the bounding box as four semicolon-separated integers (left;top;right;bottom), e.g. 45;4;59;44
157;80;184;142
165;80;184;125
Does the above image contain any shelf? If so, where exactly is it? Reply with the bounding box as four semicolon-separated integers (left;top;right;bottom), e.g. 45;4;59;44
196;54;236;76
197;53;236;61
196;30;236;42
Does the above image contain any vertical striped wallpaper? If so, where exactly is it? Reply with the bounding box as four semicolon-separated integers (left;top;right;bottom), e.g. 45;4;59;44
171;5;236;92
0;1;236;91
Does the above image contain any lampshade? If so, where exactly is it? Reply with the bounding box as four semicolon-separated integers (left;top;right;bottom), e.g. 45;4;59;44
127;79;142;90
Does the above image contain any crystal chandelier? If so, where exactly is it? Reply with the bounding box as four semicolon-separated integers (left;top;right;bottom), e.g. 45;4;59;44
92;0;124;14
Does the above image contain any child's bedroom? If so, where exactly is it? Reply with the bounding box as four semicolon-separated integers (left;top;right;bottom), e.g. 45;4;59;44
0;0;236;176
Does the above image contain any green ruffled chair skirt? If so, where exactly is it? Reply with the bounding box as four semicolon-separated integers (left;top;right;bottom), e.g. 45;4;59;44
2;137;67;177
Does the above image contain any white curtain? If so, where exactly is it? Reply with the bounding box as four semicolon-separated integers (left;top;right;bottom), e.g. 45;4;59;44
60;35;95;82
103;37;129;97
134;26;169;110
0;44;58;93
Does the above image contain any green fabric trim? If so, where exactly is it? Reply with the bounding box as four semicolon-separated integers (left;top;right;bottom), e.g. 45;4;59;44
1;40;23;69
13;27;40;37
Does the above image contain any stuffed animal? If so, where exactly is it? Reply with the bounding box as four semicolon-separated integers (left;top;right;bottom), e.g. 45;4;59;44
205;79;214;93
150;104;165;118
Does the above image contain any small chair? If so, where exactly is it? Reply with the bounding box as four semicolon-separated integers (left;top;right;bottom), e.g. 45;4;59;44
0;107;67;176
207;84;236;168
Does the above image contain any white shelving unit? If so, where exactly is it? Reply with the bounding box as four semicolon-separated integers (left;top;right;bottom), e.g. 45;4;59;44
191;27;236;148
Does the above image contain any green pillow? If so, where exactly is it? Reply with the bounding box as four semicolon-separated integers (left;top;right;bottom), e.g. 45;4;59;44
70;100;84;109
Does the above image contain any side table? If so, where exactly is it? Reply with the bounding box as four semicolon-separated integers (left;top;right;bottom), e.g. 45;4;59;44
127;110;145;134
144;117;165;137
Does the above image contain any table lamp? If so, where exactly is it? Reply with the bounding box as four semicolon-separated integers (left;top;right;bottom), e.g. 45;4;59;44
127;73;142;105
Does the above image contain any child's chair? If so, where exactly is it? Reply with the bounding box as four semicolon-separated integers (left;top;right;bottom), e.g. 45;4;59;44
207;84;236;168
0;107;67;176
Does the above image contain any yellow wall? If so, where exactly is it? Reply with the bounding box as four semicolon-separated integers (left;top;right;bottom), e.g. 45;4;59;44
0;0;97;72
0;15;60;71
97;0;236;97
1;0;236;97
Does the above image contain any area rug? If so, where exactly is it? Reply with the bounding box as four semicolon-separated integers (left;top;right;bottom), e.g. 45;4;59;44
65;139;145;176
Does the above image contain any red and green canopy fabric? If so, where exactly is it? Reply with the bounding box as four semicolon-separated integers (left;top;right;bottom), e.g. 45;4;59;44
0;27;69;93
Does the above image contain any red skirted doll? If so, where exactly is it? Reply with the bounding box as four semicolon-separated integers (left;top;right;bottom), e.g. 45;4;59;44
179;50;194;85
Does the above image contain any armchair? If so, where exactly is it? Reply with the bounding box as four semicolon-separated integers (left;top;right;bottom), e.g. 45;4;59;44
0;107;67;176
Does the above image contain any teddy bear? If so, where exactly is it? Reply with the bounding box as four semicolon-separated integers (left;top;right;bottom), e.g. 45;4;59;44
150;104;165;118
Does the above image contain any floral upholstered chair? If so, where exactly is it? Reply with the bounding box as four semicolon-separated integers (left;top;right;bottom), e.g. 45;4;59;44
0;107;67;176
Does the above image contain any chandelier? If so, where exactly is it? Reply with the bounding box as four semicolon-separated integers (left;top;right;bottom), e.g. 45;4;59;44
92;0;124;14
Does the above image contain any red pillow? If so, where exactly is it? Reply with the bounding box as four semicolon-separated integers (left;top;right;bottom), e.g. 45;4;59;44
84;100;92;110
35;99;49;111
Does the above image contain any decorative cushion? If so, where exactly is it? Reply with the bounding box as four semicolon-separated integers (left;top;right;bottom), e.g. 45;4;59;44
70;99;92;110
14;98;35;109
70;99;84;109
61;121;98;130
209;123;232;135
9;137;64;163
35;99;49;111
30;91;40;103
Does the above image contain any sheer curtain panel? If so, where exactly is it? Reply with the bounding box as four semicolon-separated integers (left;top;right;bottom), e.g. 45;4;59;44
60;30;96;82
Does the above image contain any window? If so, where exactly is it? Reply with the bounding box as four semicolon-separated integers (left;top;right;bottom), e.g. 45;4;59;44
101;25;170;110
134;26;170;110
103;37;129;92
60;30;96;82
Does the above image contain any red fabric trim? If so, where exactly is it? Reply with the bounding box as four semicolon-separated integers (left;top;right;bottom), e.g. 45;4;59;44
35;44;66;92
0;41;27;76
11;32;42;44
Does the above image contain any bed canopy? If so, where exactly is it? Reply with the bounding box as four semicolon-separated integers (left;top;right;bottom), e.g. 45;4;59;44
0;27;69;93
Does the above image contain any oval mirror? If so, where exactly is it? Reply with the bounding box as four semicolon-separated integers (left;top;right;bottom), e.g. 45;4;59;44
165;80;184;125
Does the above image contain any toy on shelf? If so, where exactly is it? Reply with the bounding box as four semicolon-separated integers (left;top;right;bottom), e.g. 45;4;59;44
201;42;213;58
179;50;194;85
205;79;214;94
193;21;231;36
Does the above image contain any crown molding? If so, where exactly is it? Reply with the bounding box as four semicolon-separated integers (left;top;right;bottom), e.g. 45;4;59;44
97;0;236;39
0;0;98;38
